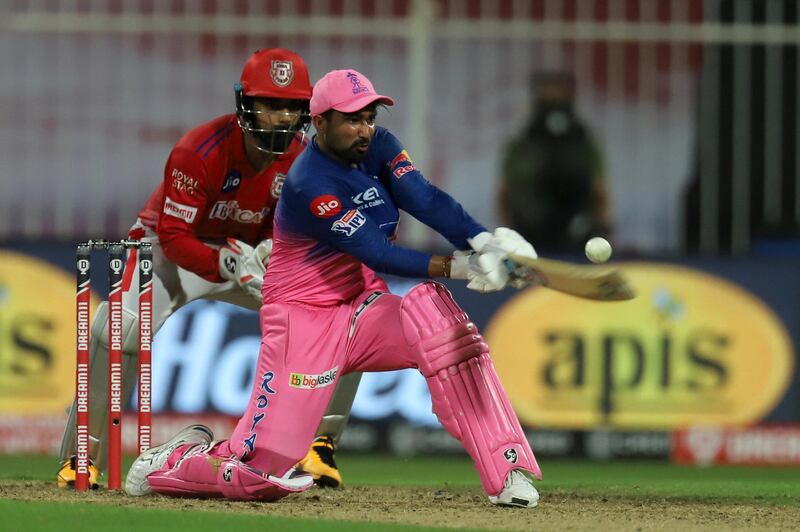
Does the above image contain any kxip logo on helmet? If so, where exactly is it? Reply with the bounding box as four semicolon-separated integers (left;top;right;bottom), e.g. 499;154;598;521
503;448;518;464
270;60;294;87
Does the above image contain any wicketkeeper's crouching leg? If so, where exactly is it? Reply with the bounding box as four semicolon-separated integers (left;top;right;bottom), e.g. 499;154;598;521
400;282;541;506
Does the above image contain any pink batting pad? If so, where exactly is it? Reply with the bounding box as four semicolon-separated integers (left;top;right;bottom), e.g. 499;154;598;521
147;442;313;501
217;458;313;501
147;442;224;498
400;282;541;496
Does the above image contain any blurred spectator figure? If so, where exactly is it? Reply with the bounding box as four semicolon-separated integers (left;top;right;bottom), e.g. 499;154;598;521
498;72;611;252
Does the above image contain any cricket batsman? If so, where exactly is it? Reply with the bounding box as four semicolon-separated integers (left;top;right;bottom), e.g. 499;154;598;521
57;48;367;489
124;69;542;507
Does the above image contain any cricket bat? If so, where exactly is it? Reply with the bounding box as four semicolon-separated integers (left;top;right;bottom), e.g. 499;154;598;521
505;254;636;301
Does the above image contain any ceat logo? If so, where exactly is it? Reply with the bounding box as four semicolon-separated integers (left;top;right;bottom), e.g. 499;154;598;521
352;187;380;205
310;195;342;218
270;60;294;87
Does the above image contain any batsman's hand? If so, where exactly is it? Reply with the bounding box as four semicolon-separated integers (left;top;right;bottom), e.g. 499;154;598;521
467;228;538;290
465;251;510;293
449;250;507;292
218;238;271;301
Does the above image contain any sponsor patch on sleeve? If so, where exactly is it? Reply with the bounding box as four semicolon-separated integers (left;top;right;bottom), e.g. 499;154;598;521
392;164;417;179
310;194;343;218
331;209;367;236
170;168;199;195
163;197;198;223
389;149;413;170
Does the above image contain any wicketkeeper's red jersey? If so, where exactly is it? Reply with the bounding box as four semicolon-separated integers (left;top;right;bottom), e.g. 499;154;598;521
137;114;303;282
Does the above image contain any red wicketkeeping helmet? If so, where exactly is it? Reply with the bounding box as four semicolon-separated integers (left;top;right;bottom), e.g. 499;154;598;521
235;48;313;154
238;48;312;100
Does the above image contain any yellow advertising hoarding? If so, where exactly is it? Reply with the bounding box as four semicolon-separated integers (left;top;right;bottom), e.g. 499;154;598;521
486;263;794;429
0;251;99;414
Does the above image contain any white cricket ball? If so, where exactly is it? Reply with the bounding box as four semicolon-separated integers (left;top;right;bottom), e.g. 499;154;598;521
585;237;612;264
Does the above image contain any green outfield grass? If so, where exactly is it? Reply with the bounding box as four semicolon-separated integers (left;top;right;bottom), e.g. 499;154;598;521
1;454;799;531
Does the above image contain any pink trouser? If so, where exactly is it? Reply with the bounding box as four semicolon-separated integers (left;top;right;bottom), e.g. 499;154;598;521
153;282;540;499
214;288;415;474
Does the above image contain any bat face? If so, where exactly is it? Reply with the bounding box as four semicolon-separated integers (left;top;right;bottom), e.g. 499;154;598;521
507;254;636;301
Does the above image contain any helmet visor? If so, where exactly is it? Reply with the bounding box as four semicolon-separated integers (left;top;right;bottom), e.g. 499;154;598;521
236;92;311;154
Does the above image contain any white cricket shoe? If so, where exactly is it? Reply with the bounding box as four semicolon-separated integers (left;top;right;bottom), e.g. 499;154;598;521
125;424;213;496
488;470;539;508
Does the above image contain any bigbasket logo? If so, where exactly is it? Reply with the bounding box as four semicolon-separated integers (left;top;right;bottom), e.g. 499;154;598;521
289;367;338;390
486;263;794;430
0;251;100;414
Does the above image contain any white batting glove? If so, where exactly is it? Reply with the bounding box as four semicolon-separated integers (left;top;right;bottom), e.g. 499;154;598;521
475;227;537;259
449;249;508;292
465;252;509;293
218;238;268;302
448;250;473;280
466;231;493;254
467;228;538;291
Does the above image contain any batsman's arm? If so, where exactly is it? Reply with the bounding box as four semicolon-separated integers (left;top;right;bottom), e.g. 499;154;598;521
375;130;487;248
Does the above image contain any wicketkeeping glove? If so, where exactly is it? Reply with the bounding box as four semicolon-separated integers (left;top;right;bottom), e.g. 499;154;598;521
218;238;272;302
